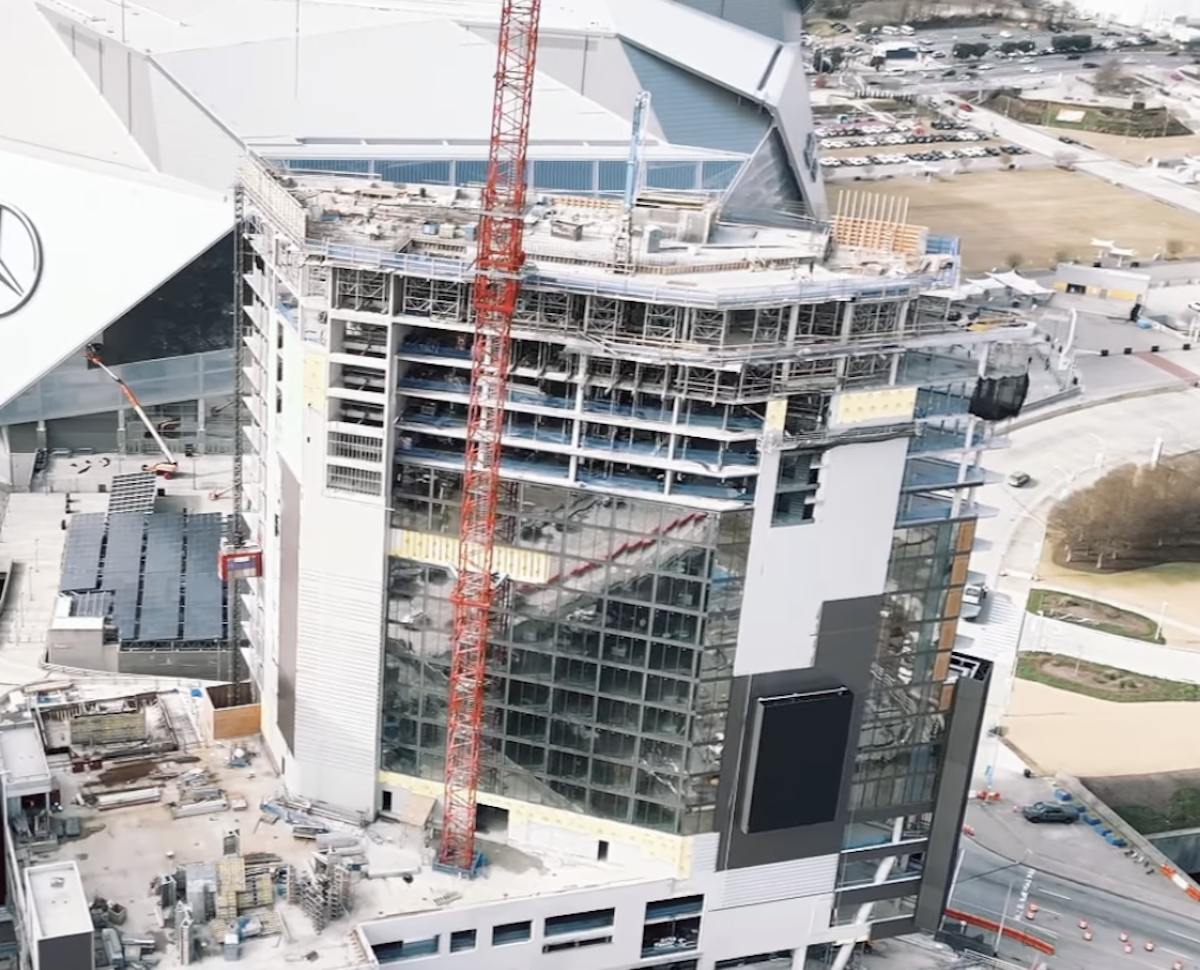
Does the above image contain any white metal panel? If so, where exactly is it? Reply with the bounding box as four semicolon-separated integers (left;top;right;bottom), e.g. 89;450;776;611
608;0;782;100
294;483;387;813
735;437;908;676
356;878;675;969
0;145;230;409
711;853;838;910
156;19;635;147
2;0;149;170
689;832;719;875
703;888;834;960
47;0;617;54
144;63;247;192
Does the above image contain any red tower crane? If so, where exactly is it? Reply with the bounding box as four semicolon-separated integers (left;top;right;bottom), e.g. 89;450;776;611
437;0;543;875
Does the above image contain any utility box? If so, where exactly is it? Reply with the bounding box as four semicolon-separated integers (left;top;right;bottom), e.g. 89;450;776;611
25;862;94;970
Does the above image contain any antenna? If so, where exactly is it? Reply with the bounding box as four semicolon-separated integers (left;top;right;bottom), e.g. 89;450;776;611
612;91;651;272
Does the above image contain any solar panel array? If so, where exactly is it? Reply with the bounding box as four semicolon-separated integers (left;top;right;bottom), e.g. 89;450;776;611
140;512;184;641
107;472;158;515
57;510;227;645
59;514;107;593
102;513;146;642
184;514;225;641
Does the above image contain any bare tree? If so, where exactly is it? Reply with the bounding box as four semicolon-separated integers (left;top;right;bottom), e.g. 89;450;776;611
1166;238;1185;259
1049;455;1200;569
1093;60;1125;94
1054;249;1072;265
1005;252;1025;270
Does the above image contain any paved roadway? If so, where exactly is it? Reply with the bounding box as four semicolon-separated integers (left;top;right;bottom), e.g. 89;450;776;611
956;389;1200;730
952;840;1200;970
952;748;1200;969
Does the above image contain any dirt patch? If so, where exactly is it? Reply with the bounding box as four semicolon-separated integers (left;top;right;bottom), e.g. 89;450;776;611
866;169;1200;272
1007;679;1200;776
1016;652;1200;702
1027;589;1163;642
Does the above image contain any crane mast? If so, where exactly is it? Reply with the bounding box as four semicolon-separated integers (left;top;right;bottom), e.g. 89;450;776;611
437;0;543;875
613;91;651;272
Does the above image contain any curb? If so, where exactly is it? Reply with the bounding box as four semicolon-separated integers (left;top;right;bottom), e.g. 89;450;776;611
1006;381;1194;433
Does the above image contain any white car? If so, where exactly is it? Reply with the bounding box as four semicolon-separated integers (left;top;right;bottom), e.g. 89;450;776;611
961;583;988;622
1187;301;1200;313
1024;65;1042;73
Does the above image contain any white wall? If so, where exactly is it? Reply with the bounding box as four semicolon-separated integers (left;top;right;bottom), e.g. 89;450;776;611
355;850;839;970
735;437;908;676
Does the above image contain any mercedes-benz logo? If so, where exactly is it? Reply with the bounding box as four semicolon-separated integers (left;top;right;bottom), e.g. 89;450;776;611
0;203;43;318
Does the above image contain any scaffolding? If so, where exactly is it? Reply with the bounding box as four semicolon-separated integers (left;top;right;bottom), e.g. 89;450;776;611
300;855;353;933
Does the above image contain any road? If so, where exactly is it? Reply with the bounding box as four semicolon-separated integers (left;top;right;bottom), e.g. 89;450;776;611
951;840;1200;970
956;389;1200;730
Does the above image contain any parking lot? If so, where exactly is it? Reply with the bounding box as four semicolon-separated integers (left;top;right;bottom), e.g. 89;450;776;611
815;114;1033;176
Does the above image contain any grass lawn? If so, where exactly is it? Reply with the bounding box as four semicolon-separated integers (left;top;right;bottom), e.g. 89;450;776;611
1017;652;1200;703
862;169;1200;272
1027;588;1164;643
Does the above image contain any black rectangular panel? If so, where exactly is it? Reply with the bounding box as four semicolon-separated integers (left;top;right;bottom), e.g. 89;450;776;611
715;594;883;872
743;688;853;834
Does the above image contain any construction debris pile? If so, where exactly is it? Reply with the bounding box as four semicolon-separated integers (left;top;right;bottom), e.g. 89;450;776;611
90;895;163;970
156;830;286;965
260;794;372;933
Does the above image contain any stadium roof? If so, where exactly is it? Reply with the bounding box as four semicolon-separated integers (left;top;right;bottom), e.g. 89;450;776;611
0;0;824;409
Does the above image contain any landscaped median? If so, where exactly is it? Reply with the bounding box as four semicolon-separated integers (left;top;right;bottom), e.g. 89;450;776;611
1016;652;1200;703
1027;588;1164;644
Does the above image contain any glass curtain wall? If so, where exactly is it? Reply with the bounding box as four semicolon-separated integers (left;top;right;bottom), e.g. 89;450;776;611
380;471;750;834
848;519;974;815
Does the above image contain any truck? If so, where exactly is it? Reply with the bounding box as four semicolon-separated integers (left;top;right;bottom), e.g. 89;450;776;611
961;582;987;622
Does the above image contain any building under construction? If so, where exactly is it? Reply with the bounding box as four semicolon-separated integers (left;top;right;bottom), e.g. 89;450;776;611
243;152;1028;966
0;0;1030;966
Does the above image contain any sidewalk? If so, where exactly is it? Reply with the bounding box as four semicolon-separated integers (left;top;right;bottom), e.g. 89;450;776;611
1032;582;1200;651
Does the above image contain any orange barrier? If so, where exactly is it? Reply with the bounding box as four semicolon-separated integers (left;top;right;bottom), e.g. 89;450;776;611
944;908;1056;955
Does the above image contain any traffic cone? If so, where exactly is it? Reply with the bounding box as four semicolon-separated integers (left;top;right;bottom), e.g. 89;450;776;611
1124;944;1134;954
1146;942;1156;952
1079;919;1089;929
1028;901;1040;915
962;824;975;836
1083;930;1093;941
1172;960;1183;970
1120;932;1130;942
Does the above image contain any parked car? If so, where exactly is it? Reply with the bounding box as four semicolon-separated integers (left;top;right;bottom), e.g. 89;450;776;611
1007;471;1031;488
961;582;987;622
1023;802;1080;824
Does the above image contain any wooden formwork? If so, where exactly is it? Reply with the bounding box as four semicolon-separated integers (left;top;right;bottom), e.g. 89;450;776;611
832;190;928;256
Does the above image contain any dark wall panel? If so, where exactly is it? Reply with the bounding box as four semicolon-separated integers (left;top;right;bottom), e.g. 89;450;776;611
914;672;990;931
277;460;301;753
715;595;883;871
37;931;93;970
744;689;853;834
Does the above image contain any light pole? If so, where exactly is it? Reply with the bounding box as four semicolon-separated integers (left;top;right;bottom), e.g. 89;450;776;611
1156;600;1169;641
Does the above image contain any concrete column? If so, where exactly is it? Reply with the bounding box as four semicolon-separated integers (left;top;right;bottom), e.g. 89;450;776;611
839;300;855;340
196;397;207;456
